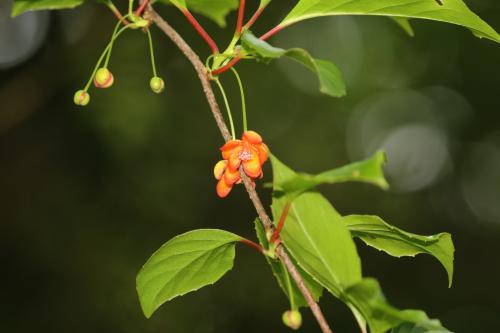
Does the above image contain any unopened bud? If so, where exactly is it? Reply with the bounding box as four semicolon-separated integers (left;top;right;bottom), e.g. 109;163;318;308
94;68;114;88
73;90;90;106
282;310;302;330
150;76;165;93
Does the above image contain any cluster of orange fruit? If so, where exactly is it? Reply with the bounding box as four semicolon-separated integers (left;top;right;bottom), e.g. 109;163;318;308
213;131;269;198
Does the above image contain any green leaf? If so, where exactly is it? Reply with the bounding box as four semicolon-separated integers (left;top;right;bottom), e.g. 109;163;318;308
241;31;346;97
136;229;241;318
280;0;500;43
345;278;452;333
392;319;453;333
271;154;451;333
274;150;388;200
12;0;84;17
343;215;455;287
254;219;323;309
390;17;415;37
271;155;362;298
156;0;238;27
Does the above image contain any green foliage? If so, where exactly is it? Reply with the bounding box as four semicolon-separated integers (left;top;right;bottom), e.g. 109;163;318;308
254;219;323;309
280;0;500;43
344;215;455;287
273;150;388;200
155;0;238;27
345;279;452;333
241;31;346;97
136;229;241;318
11;0;84;16
271;155;362;297
270;155;453;333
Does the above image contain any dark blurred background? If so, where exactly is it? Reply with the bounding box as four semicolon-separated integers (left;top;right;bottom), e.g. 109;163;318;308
1;0;499;332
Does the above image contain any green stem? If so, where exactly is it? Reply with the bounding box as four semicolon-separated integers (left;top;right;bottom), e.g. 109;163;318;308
104;15;129;67
282;261;298;310
84;25;130;91
214;78;236;139
128;0;134;16
230;67;247;132
146;29;158;77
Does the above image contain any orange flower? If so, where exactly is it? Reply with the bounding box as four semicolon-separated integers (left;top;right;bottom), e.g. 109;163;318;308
214;131;269;198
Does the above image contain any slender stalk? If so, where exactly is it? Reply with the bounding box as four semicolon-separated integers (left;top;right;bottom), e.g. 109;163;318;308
230;67;247;132
84;25;130;91
128;0;134;16
105;0;130;24
260;23;286;41
146;29;158;76
144;7;333;333
211;22;285;75
212;56;242;75
180;9;220;54
214;78;236;139
243;3;269;30
240;238;264;254
135;0;149;15
104;15;129;67
235;0;246;36
282;260;297;310
270;201;291;244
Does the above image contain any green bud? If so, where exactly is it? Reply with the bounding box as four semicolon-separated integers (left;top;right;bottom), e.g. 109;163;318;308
150;76;165;93
282;310;302;330
73;90;90;106
94;68;114;88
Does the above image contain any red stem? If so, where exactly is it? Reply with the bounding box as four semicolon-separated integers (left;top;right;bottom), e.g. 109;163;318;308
235;0;246;36
181;10;220;54
244;3;268;30
135;0;150;16
240;238;264;254
211;22;288;75
260;23;286;41
211;56;242;75
270;202;291;244
107;3;130;25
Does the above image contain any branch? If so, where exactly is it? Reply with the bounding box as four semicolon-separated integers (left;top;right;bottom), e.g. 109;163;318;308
144;6;333;333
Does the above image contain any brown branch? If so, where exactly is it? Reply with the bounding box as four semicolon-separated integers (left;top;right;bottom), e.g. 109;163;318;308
144;6;333;333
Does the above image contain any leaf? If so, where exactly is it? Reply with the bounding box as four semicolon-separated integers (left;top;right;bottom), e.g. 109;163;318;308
392;319;453;333
254;219;323;309
280;0;500;43
345;278;453;333
271;155;362;298
271;154;451;333
274;150;388;200
156;0;238;27
12;0;84;17
343;215;454;287
241;31;346;97
391;17;415;37
136;229;241;318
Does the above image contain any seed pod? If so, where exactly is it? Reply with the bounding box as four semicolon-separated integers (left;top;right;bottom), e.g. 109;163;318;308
150;76;165;93
94;68;114;88
282;310;302;330
73;90;90;106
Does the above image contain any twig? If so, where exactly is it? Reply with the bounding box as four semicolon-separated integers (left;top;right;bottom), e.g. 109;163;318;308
144;6;333;333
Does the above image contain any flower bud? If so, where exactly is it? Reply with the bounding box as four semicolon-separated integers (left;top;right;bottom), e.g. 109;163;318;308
282;310;302;330
150;76;165;93
94;68;114;88
73;90;90;106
